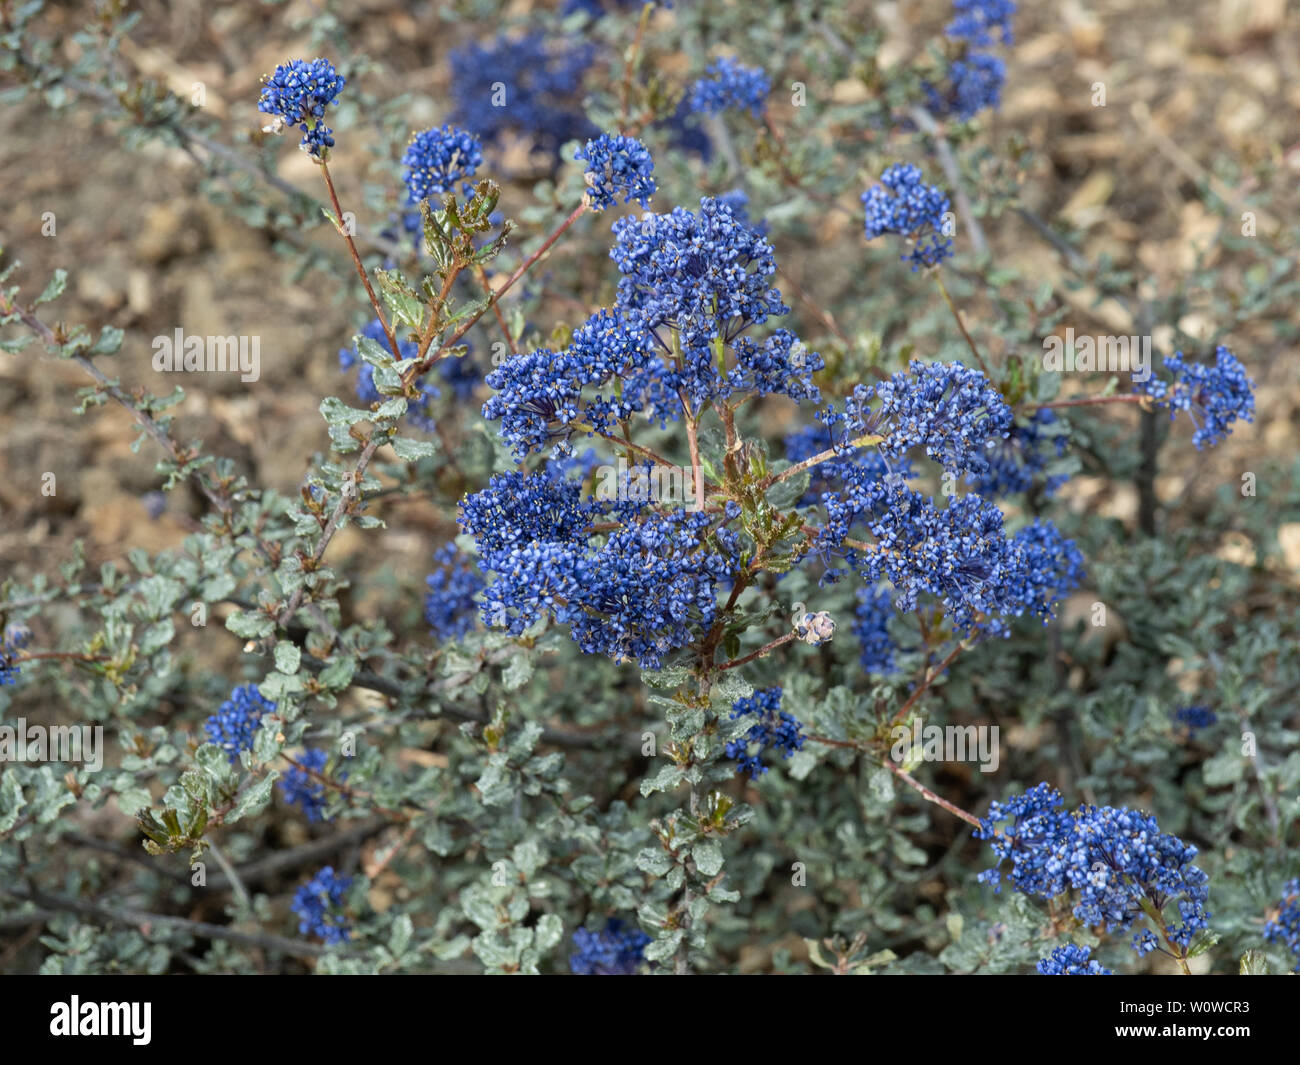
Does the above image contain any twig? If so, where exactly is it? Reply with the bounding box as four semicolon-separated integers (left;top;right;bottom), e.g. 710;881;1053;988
882;761;983;828
909;106;988;258
0;885;336;960
319;160;403;362
932;271;993;379
206;839;251;913
1024;393;1149;411
715;631;797;672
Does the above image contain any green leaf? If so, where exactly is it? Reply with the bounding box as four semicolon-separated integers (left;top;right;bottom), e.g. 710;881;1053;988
390;436;438;461
225;610;273;640
692;839;724;877
642;930;683;964
227;772;278;822
533;913;563;954
90;326;125;356
274;641;301;675
34;269;66;306
318;657;356;690
501;654;532;692
640;763;685;797
388;913;414;956
356;334;393;368
137;619;174;655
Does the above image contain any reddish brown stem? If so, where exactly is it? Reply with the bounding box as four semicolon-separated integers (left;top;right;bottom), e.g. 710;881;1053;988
320;160;403;362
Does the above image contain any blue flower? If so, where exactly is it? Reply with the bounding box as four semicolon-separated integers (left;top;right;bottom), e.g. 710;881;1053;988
258;58;346;157
1172;704;1217;735
570;918;650;974
576;134;656;210
726;686;805;778
280;748;339;822
484;197;820;456
926;52;1006;120
1001;519;1086;626
563;0;669;15
853;586;897;673
1264;879;1300;972
968;409;1069;498
424;545;484;640
687;57;770;118
291;866;352;944
1139;346;1255;449
450;34;596;164
462;468;738;669
610;197;813;413
204;684;276;764
0;625;30;687
861;164;954;270
1037;943;1111;975
715;189;768;235
863;360;1014;477
402;125;483;204
977;784;1212;959
946;0;1017;47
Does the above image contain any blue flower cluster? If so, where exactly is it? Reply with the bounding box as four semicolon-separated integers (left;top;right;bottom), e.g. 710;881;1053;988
611;198;819;409
575;134;656;211
563;0;669;15
688;57;770;118
1263;879;1300;971
338;319;441;431
569;918;650;974
1140;346;1255;449
1000;519;1087;629
863;360;1014;475
484;197;821;458
853;586;897;673
0;625;29;686
1037;944;1111;975
926;52;1006;121
402;125;483;205
861;164;953;270
1172;704;1217;735
716;189;768;236
925;1;1014;120
291;866;352;944
450;34;596;163
258;58;346;156
969;409;1069;498
976;783;1212;959
280;748;339;822
726;686;805;778
946;0;1016;46
204;684;276;764
460;465;739;668
424;544;484;641
792;363;1083;636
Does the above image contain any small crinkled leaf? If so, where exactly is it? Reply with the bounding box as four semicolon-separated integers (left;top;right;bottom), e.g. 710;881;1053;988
640;763;685;797
692;838;724;878
390;436;438;461
273;641;301;675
